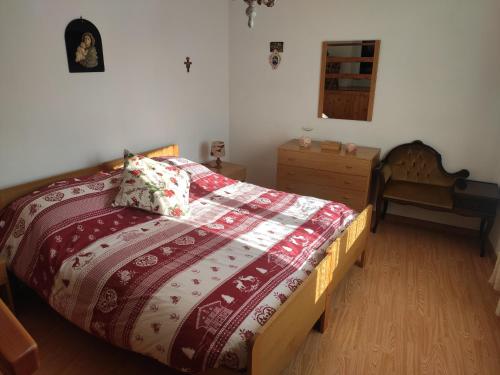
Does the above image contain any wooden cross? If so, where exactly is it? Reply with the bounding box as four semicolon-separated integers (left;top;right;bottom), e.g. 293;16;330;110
184;57;192;73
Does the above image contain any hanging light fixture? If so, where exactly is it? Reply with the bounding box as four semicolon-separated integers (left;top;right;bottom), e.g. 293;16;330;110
243;0;275;28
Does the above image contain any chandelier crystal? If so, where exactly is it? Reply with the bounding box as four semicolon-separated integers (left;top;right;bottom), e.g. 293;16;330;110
243;0;275;28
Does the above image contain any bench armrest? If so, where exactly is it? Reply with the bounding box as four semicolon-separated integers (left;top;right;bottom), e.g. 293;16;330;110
0;299;39;375
380;164;392;184
373;162;391;201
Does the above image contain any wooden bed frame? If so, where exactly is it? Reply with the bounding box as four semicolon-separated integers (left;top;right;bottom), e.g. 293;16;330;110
0;144;372;375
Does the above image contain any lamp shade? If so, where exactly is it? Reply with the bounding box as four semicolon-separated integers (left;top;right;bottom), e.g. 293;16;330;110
210;141;225;158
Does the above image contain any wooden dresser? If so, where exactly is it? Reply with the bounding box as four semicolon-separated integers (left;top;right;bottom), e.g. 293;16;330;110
277;139;380;211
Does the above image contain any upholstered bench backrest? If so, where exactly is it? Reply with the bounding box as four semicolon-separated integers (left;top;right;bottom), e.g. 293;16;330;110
384;141;458;187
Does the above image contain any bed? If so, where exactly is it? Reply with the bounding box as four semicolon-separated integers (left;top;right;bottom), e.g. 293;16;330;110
0;144;372;375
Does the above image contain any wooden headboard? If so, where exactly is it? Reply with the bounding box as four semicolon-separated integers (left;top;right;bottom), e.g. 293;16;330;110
0;144;179;211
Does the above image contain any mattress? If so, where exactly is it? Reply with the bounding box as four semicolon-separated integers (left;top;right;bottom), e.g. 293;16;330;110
0;158;355;373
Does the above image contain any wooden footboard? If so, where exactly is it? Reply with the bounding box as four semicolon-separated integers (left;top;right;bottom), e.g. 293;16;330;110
247;205;372;375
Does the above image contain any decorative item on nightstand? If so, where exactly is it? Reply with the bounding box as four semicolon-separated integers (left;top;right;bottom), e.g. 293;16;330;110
210;141;225;169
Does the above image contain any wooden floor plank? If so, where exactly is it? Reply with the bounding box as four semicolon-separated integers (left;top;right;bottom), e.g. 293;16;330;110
10;221;500;374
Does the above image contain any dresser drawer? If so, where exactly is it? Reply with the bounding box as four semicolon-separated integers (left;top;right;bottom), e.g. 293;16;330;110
278;149;370;176
277;178;366;210
277;164;368;192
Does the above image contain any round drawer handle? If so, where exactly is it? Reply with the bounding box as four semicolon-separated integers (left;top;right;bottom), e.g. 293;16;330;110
345;165;353;169
344;181;351;185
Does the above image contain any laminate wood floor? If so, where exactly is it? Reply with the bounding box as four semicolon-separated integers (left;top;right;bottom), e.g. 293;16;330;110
12;221;500;375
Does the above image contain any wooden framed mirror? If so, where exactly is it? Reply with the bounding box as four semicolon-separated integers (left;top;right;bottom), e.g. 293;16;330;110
318;40;380;121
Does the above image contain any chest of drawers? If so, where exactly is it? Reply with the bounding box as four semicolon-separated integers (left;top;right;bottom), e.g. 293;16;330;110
277;140;380;211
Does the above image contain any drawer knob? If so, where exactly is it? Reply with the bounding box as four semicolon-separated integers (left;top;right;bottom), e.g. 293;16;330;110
344;181;351;185
345;165;353;169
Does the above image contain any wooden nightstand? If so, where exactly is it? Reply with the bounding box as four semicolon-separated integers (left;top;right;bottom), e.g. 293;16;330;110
0;258;14;312
204;161;247;181
453;180;499;256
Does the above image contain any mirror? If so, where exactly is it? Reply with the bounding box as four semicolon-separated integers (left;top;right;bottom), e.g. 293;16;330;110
318;40;380;121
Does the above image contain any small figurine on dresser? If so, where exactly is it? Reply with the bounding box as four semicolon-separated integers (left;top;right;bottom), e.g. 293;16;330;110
210;141;225;169
346;143;358;154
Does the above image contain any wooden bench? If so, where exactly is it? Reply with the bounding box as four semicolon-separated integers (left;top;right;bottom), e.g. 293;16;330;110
371;140;469;231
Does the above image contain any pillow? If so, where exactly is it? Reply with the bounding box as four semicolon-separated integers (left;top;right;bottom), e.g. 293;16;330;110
113;150;190;217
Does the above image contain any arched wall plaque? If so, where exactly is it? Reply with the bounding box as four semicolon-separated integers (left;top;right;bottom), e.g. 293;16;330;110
65;18;105;73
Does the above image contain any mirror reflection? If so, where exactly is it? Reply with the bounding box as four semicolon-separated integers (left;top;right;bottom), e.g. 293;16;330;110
318;40;380;121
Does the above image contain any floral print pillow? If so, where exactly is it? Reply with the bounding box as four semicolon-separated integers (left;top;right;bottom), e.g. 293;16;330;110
113;151;190;217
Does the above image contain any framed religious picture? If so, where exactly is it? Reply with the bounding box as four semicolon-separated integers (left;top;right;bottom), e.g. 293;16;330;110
270;41;284;53
65;18;105;73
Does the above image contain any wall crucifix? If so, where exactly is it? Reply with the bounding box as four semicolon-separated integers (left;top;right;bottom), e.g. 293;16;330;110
184;57;192;73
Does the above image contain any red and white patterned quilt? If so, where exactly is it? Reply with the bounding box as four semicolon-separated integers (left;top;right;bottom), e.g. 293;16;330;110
0;158;355;373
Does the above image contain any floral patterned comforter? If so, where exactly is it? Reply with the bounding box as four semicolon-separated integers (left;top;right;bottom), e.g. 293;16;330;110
0;158;355;373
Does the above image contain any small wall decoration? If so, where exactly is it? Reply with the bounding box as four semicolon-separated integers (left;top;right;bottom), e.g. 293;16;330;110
65;18;105;73
270;42;283;53
184;57;192;73
269;42;283;70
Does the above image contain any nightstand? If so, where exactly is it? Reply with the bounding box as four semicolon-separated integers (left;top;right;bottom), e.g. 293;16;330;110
454;180;499;256
204;161;247;181
0;258;14;312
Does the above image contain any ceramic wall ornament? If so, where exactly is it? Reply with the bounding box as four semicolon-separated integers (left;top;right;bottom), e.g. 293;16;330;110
269;42;283;70
269;50;281;70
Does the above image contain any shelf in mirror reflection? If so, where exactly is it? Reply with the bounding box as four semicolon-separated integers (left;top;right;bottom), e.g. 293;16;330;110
318;40;380;121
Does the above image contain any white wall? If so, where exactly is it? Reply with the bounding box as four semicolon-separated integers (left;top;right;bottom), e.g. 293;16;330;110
0;0;229;189
229;0;500;227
